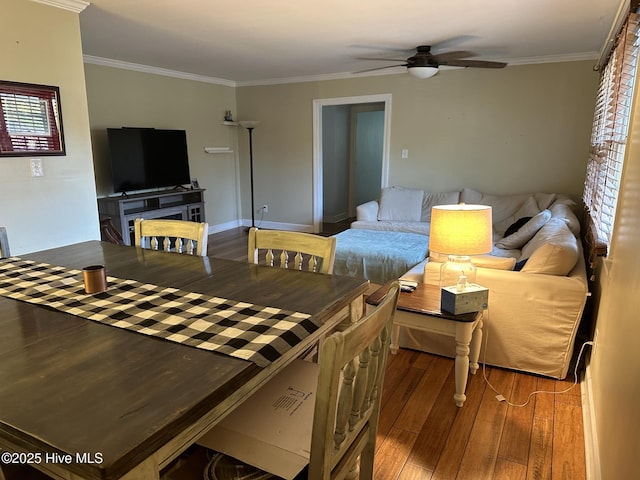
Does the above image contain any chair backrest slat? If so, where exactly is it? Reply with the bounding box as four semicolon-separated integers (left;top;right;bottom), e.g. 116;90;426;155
248;227;336;274
0;227;10;258
134;218;208;256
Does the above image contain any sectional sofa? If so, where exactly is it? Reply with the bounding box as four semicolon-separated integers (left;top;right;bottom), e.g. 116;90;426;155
354;186;589;379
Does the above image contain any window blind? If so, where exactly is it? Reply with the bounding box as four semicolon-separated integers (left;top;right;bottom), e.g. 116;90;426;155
0;84;62;153
583;13;640;254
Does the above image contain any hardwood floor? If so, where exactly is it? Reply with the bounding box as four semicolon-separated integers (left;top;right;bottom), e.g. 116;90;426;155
376;349;586;480
207;226;588;480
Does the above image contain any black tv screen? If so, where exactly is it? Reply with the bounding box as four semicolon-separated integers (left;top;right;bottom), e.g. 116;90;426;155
107;128;191;193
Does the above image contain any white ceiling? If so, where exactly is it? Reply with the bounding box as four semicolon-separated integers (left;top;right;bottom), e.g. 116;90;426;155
76;0;622;85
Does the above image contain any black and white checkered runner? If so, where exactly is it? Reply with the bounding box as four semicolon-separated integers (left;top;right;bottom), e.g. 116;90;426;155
0;258;316;367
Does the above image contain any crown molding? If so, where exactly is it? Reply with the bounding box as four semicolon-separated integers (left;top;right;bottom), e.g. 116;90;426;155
31;0;89;13
83;51;599;88
504;51;598;66
235;67;405;87
82;55;237;87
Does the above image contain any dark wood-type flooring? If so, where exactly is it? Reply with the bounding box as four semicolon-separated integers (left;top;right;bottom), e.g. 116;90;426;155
4;225;587;480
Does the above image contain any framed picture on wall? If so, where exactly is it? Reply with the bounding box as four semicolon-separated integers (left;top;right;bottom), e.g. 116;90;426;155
0;80;66;157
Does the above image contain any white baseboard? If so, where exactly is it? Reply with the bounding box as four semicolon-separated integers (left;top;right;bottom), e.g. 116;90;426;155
206;220;242;234
207;219;315;234
582;364;601;480
240;219;314;233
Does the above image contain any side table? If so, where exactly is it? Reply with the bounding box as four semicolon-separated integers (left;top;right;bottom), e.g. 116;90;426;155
367;282;483;407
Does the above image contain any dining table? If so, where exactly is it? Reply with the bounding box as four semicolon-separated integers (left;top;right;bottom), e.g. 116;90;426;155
0;241;369;480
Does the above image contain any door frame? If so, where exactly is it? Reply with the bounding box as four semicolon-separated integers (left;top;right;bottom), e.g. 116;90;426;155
312;94;392;233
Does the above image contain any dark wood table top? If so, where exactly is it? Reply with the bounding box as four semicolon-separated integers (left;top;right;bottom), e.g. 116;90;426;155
0;241;368;480
367;281;478;322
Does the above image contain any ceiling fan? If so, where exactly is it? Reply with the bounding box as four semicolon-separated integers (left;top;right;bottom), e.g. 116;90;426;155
356;45;507;78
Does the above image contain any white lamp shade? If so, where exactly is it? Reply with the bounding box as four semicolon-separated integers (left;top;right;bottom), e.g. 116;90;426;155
429;204;493;255
408;66;439;79
239;120;260;129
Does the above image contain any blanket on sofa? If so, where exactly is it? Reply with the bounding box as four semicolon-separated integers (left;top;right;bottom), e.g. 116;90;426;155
332;229;429;285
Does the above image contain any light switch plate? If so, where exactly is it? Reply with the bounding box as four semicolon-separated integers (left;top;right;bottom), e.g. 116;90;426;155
30;158;44;177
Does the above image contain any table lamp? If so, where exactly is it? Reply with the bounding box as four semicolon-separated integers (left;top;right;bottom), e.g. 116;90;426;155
429;204;493;291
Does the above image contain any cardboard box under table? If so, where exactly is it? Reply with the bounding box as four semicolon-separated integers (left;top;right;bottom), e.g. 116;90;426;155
197;359;318;480
332;229;429;285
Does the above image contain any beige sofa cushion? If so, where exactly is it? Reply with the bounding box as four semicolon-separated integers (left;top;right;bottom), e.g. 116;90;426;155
550;202;581;235
429;251;516;270
420;191;461;222
461;188;558;228
520;218;579;275
493;196;541;235
496;209;552;249
378;187;423;221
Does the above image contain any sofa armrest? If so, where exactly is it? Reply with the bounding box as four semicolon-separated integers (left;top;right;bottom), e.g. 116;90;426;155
424;258;589;378
356;200;379;222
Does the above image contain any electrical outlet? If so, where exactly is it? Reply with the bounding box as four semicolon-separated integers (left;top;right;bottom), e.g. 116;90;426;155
262;204;268;213
30;158;44;177
401;149;409;159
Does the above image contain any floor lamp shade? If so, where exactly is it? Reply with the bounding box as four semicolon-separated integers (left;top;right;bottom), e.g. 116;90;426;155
429;204;493;290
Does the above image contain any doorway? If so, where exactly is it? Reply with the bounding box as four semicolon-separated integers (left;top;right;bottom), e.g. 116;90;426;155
312;94;392;233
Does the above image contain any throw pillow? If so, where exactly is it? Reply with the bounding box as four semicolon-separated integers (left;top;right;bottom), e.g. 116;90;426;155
533;192;557;210
377;187;424;222
496;209;552;250
460;188;535;227
519;219;579;275
420;191;461;222
493;196;541;236
550;202;581;235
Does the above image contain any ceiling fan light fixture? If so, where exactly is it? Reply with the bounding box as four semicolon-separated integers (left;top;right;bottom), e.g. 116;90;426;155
408;66;439;79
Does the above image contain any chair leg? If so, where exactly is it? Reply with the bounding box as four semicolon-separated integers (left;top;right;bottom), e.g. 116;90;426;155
358;433;377;480
345;457;360;480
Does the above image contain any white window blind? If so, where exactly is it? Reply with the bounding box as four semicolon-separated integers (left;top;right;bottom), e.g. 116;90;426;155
584;13;640;252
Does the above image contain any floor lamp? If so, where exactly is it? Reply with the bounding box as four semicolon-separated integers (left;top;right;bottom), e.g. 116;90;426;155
239;121;260;229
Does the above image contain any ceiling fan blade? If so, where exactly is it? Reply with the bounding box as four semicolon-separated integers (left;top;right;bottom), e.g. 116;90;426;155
432;50;476;61
355;57;407;62
439;59;507;69
431;35;478;52
352;64;407;74
350;44;416;54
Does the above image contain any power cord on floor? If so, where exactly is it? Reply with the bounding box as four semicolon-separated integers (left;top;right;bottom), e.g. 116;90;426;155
480;311;594;407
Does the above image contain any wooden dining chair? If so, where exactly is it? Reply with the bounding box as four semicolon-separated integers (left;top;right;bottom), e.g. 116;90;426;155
248;227;336;274
198;281;401;480
0;226;10;258
134;218;209;256
99;217;125;245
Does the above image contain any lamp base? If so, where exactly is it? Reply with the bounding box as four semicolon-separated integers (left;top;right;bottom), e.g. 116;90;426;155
439;255;477;291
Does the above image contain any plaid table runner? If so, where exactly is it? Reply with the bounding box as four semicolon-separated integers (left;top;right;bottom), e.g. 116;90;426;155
0;258;316;367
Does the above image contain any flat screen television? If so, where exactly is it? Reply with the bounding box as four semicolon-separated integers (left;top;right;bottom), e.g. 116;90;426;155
107;127;191;193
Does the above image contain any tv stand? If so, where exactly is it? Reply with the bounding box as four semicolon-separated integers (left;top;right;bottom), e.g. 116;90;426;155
97;189;206;245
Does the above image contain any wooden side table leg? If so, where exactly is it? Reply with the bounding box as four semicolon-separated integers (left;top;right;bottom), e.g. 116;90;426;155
469;315;483;375
453;323;474;407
